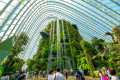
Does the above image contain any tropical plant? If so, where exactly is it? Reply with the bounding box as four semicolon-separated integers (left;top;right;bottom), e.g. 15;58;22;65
108;44;120;73
4;32;29;74
80;39;95;77
105;24;120;43
4;57;25;74
104;23;120;73
11;32;29;57
105;32;116;43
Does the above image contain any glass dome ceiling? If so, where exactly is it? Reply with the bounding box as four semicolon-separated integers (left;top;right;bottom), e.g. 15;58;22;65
0;0;120;62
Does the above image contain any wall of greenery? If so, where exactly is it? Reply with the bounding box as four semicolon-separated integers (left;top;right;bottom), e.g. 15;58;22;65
26;20;83;72
26;20;120;77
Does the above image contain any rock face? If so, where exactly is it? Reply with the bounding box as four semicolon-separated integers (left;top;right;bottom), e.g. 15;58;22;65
40;31;49;38
72;24;78;30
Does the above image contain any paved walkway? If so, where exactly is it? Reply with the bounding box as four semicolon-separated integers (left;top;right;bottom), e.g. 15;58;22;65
26;76;100;80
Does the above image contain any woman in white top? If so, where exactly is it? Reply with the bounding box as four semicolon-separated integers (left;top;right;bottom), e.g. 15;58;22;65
55;67;64;80
109;69;119;80
48;70;55;80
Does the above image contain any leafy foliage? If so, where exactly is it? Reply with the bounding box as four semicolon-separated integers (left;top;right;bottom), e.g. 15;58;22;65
80;39;95;77
77;52;89;74
26;20;83;71
91;37;105;50
105;25;120;43
4;32;29;74
26;21;120;77
108;44;120;72
11;32;29;57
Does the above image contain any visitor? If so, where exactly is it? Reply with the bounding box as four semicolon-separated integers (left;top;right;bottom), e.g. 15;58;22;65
98;69;108;80
16;70;19;79
109;68;119;80
79;68;85;80
64;69;68;80
70;68;73;76
102;67;108;77
107;68;112;80
34;71;36;77
35;70;39;78
18;74;26;80
47;70;55;80
39;70;42;77
26;71;29;79
43;70;45;79
18;70;26;80
76;70;82;80
29;72;32;78
54;67;64;80
19;70;25;76
16;70;22;80
102;67;112;80
1;73;9;80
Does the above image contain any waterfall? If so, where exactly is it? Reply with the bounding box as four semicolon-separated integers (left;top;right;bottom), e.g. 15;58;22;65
47;20;74;75
62;20;68;69
53;21;55;43
57;19;61;70
66;21;75;69
47;22;53;74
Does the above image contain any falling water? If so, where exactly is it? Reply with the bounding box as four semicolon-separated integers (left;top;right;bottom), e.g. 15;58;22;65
61;44;64;70
47;22;53;74
52;21;55;68
57;19;61;70
47;20;74;76
62;20;68;69
50;23;53;59
66;21;75;69
53;21;55;44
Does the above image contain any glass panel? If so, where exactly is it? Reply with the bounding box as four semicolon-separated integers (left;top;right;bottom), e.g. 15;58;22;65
10;0;19;6
0;31;5;37
6;30;11;35
7;20;12;24
3;35;8;39
10;33;14;37
3;26;9;31
9;25;14;29
5;5;14;12
1;0;10;3
0;2;6;10
0;12;9;19
12;29;17;34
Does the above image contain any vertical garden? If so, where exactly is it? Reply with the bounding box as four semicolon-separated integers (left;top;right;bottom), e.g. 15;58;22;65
27;20;83;72
27;20;120;77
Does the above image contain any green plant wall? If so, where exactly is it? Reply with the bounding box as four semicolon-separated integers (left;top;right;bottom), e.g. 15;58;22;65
26;20;120;77
27;20;83;71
